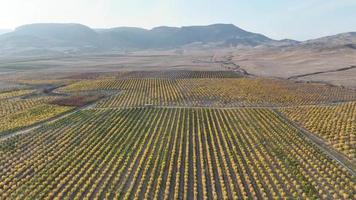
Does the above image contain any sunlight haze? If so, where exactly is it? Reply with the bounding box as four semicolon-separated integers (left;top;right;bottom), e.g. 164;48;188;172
0;1;355;199
0;0;356;40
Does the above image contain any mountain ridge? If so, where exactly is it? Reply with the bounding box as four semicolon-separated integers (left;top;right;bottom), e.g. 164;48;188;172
0;23;275;53
0;23;354;57
0;29;11;35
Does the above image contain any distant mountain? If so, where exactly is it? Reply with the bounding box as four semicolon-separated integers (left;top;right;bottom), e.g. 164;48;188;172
96;24;275;49
269;39;301;47
0;29;11;35
0;23;354;57
0;23;277;56
0;23;98;48
151;24;273;47
98;27;153;49
299;32;356;50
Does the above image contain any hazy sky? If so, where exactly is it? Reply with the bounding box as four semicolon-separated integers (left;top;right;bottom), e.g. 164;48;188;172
0;0;355;40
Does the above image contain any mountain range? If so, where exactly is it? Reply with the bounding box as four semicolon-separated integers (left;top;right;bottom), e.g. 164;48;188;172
0;23;355;56
0;29;11;35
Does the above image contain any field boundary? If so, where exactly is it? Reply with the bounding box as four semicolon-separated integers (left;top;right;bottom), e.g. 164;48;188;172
0;101;97;142
92;100;356;110
273;109;356;176
287;65;356;80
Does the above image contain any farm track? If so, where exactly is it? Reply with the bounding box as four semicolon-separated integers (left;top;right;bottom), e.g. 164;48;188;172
0;97;100;142
92;99;356;110
0;108;75;142
288;65;356;80
273;109;356;176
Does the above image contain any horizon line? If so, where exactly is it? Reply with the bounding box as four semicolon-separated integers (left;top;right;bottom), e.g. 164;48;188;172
1;22;355;42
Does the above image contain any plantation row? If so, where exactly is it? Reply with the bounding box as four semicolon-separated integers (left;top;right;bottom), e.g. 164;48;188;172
0;91;72;135
281;101;356;160
0;89;34;100
0;103;72;135
0;108;354;199
65;70;241;80
59;78;356;107
113;70;242;79
0;97;52;117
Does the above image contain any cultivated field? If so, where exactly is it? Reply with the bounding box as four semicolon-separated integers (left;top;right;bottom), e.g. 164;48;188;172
59;76;356;108
0;54;355;199
0;92;72;135
1;108;354;199
281;102;356;160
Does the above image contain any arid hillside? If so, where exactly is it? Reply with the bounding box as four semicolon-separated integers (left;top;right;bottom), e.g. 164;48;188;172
230;46;356;89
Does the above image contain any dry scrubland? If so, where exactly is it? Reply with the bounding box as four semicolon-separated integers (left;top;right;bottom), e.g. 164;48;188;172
0;52;355;199
230;47;356;89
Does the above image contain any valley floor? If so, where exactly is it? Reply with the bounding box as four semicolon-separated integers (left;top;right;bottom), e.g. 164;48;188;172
0;53;355;199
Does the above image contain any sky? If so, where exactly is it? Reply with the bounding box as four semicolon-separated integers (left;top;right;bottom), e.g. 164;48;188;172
0;0;355;40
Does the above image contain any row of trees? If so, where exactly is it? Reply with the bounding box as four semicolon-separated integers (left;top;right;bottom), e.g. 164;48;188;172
0;104;71;135
0;107;354;199
59;77;356;108
282;101;356;160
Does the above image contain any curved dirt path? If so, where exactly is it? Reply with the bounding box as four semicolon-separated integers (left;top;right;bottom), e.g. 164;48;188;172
0;101;97;142
287;65;356;80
